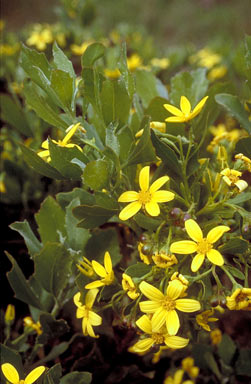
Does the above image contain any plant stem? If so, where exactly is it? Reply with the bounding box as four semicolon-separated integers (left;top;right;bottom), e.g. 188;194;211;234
220;265;238;288
190;267;212;283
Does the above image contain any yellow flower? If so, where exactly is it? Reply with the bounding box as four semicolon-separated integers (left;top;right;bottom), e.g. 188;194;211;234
5;304;15;323
26;25;53;50
135;121;166;138
170;219;230;272
226;288;251;310
104;68;121;79
164;369;192;384
70;41;93;56
122;273;139;300
38;123;83;160
196;309;218;331
138;242;152;264
1;363;45;384
164;96;208;123
182;357;199;379
189;48;221;69
23;317;42;335
77;257;94;277
0;43;19;56
139;281;200;335
129;315;189;353
235;153;251;172
151;57;170;69
210;328;222;345
118;166;175;221
85;251;114;289
220;168;248;192
73;290;102;337
169;272;189;297
152;252;178;268
208;65;227;81
0;179;6;193
127;54;143;71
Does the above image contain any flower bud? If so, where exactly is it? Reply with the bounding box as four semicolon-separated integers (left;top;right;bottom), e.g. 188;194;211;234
5;304;15;324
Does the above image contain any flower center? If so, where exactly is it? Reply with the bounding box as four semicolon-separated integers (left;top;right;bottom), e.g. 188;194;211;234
228;174;239;184
151;332;165;344
162;297;176;311
102;271;114;285
197;238;212;254
236;292;248;303
138;190;152;204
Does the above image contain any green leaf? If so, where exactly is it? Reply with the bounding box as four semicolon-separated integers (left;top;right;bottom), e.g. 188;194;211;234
83;159;110;190
81;67;104;112
20;144;65;180
0;94;32;136
60;372;92;384
192;343;213;370
9;220;42;258
57;188;95;209
236;349;251;376
37;313;69;344
170;68;209;107
101;79;131;126
5;251;43;309
49;140;86;180
20;44;51;84
118;41;135;99
105;123;120;156
23;83;68;129
219;237;249;255
81;42;105;67
235;137;251;157
34;243;72;296
35;196;66;244
204;352;222;380
134;213;161;231
65;198;91;252
44;364;62;384
126;116;156;166
215;93;251;134
51;69;74;111
151;130;181;177
244;35;251;87
227;191;251;205
135;69;160;108
0;345;23;380
85;227;121;265
117;125;134;163
218;334;236;365
74;204;117;229
224;265;245;280
145;96;169;122
53;42;75;79
125;263;152;278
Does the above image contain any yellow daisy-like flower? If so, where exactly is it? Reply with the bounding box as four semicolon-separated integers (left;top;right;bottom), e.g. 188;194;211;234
85;251;114;289
151;57;170;69
129;315;189;353
138;242;152;265
169;272;189;297
38;123;83;160
26;25;53;51
122;273;139;300
23;316;42;335
170;219;230;272
196;309;218;331
1;363;45;384
220;168;248;192
118;166;175;221
164;369;193;384
73;289;102;337
210;328;222;345
235;153;251;172
77;257;94;277
152;252;178;269
139;281;200;335
226;288;251;310
135;121;166;138
127;53;143;72
208;65;227;81
164;96;208;123
70;41;93;56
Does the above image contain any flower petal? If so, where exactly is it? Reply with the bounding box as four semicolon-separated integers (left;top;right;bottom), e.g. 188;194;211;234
163;103;183;117
25;366;46;384
88;310;102;326
166;281;184;300
206;249;224;266
180;96;191;115
206;226;230;244
85;288;99;308
86;321;97;338
62;122;80;144
192;96;209;116
139;300;162;313
1;363;20;383
165;116;186;123
118;191;139;202
170;240;197;254
38;150;50;158
136;315;152;334
131;338;154;353
76;307;86;318
92;260;107;277
73;292;83;308
166;309;180;335
145;201;160;216
164;335;189;349
139;166;150;191
176;299;201;312
191;253;205;272
119;201;142;220
235;180;248;192
185;219;203;242
104;251;112;273
151;307;168;332
151;190;175;203
139;281;164;301
150;176;169;193
85;280;105;289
